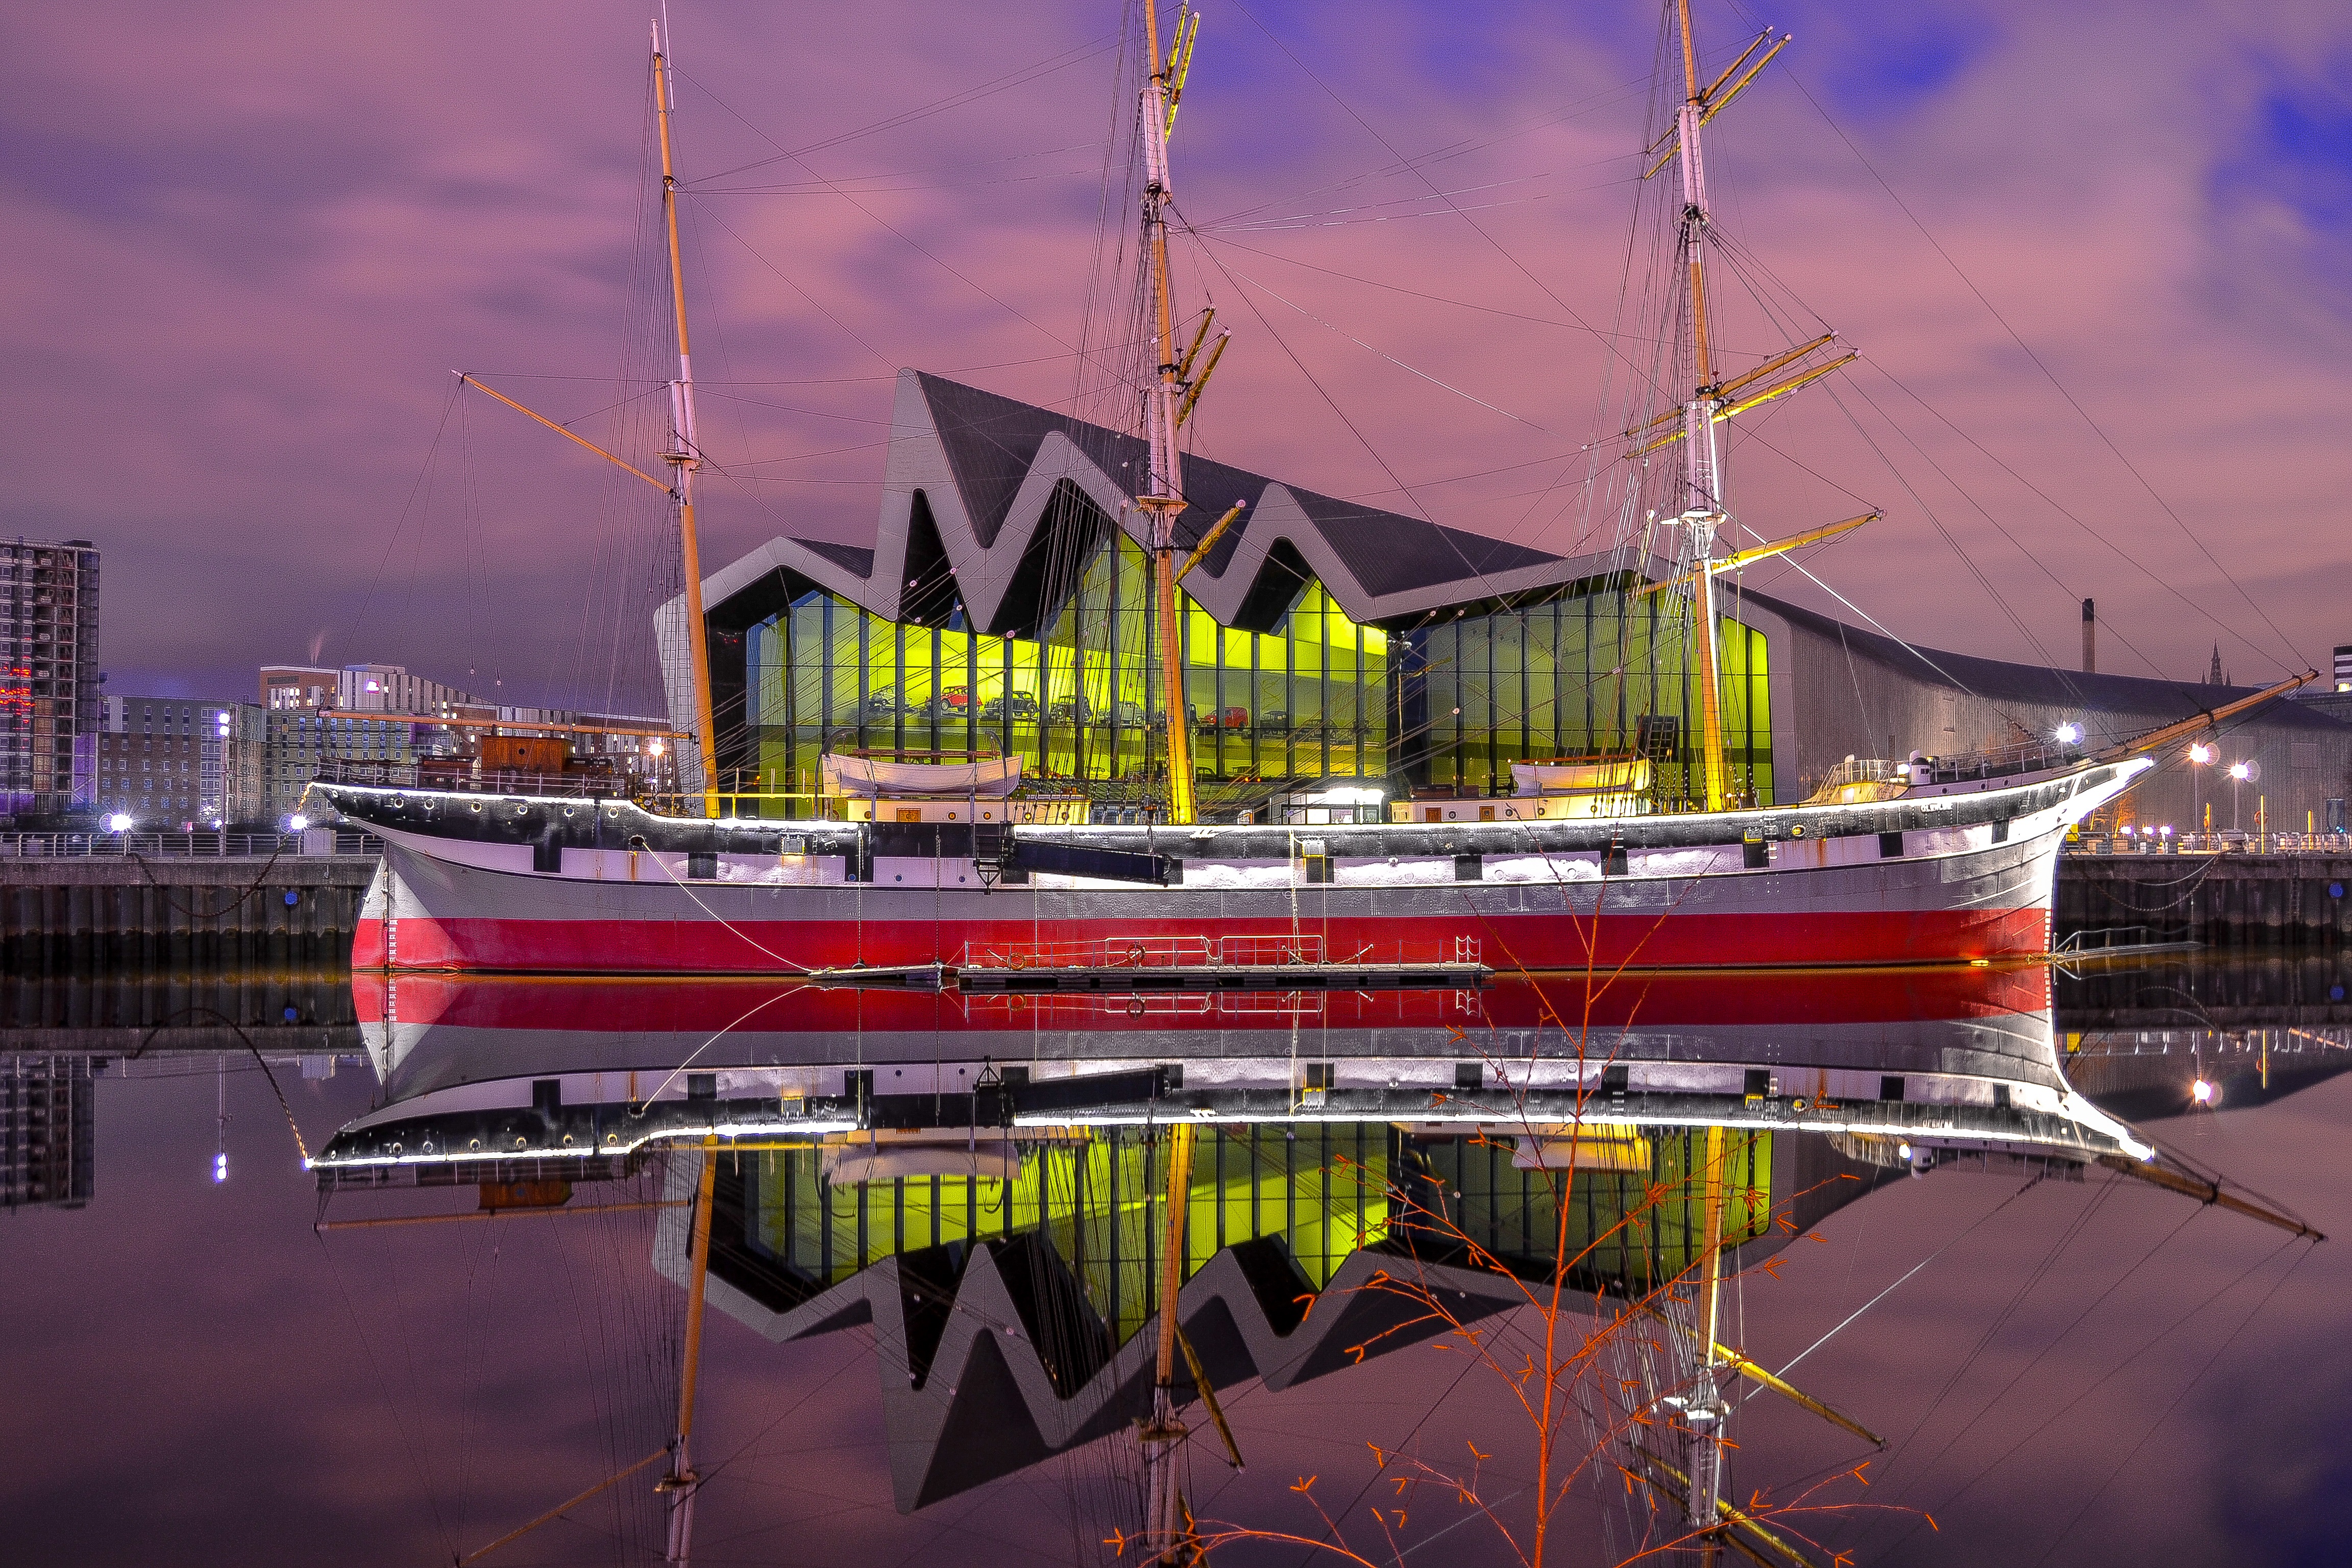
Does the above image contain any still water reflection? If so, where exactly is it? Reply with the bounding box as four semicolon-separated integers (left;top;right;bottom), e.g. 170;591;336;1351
4;955;2346;1565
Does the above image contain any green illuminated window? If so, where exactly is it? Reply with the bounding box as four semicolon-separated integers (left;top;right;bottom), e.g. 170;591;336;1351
743;533;1391;806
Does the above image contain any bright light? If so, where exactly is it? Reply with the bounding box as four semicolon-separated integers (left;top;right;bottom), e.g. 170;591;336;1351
104;812;132;832
2189;743;2214;764
648;740;666;757
1896;1142;1914;1161
288;815;310;832
2228;762;2250;781
2054;723;2083;744
2122;825;2135;836
213;1152;228;1183
2191;1079;2216;1106
2159;825;2173;838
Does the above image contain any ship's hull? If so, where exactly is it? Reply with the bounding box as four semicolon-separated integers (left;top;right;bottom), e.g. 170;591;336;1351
330;761;2143;975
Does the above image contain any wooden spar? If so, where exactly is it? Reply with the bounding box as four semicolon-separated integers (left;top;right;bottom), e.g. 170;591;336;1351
1174;502;1247;582
1174;330;1229;426
2091;670;2318;765
662;1137;721;1565
1634;353;1859;455
1138;2;1197;826
1638;1305;1884;1447
1174;1322;1245;1470
1632;332;1835;435
651;26;722;821
1142;1120;1197;1564
1631;513;1878;600
458;375;673;492
2096;1153;2324;1240
1633;1446;1819;1568
459;1446;673;1565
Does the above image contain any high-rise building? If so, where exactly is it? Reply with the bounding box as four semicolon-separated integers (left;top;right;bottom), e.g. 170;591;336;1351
0;537;100;821
96;696;264;828
2334;643;2349;694
3;1056;94;1211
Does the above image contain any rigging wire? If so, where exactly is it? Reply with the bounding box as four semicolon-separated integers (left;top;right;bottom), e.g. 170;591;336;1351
1863;1231;2301;1559
676;65;1077;353
694;29;1126;183
2024;1230;2314;1566
1756;44;2308;675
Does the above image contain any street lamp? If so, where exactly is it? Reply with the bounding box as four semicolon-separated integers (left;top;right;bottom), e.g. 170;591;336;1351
104;812;132;834
2227;761;2250;832
2054;722;2083;745
2188;742;2213;844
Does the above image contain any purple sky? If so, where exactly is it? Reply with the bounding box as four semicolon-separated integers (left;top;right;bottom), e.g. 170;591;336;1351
6;1;2347;715
3;1033;2345;1564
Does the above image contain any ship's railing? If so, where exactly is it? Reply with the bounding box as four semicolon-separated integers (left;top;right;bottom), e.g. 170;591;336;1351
1924;738;2082;785
316;756;627;799
0;829;382;859
1801;757;1906;802
955;932;1483;971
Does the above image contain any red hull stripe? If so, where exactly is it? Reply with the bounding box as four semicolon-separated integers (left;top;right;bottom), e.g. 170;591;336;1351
379;906;2050;975
353;965;2051;1031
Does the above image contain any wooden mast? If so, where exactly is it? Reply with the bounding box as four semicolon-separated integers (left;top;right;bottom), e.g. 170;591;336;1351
653;21;723;819
1138;2;1197;825
1140;1120;1197;1564
1672;0;1731;813
661;1137;721;1564
1684;1122;1731;1555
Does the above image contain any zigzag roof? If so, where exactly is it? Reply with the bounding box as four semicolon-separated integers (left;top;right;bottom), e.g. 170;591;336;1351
702;371;1634;636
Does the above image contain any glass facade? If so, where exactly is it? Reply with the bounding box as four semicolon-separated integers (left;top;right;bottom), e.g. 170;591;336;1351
736;540;1773;810
743;533;1390;805
1399;592;1773;806
747;1125;1392;1348
733;1124;1771;1349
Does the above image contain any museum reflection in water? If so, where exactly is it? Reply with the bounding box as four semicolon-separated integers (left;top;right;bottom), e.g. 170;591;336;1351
8;955;2344;1559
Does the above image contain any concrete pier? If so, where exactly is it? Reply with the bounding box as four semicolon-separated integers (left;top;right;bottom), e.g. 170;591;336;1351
0;856;376;972
2056;852;2352;949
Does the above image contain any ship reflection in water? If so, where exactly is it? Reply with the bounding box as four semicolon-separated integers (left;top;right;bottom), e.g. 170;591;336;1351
296;961;2338;1562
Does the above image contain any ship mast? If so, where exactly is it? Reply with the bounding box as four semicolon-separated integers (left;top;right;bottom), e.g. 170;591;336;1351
653;20;723;819
1671;0;1731;814
1139;2;1197;825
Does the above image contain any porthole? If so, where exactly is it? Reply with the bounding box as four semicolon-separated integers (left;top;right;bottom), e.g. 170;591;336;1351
560;1133;574;1146
468;1138;481;1151
513;1136;528;1149
471;802;483;813
389;1142;403;1155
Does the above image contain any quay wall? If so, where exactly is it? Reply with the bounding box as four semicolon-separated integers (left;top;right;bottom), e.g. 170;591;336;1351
2055;853;2351;949
0;857;376;971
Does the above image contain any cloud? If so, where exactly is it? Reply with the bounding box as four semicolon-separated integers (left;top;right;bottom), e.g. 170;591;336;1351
1;0;2343;713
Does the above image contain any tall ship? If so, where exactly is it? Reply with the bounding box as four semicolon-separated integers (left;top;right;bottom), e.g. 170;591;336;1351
314;5;2297;978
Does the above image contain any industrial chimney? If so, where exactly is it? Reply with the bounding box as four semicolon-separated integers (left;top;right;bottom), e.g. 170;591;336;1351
2080;598;2096;675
